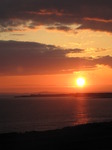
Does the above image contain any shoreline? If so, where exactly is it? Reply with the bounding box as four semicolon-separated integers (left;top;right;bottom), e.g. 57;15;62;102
1;121;112;149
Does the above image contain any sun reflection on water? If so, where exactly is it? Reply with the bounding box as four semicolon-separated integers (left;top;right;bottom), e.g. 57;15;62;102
74;97;89;125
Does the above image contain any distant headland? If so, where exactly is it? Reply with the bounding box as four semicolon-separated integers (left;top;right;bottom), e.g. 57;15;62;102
15;92;112;98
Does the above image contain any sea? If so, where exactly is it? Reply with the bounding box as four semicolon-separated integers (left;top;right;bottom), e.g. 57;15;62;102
0;95;112;133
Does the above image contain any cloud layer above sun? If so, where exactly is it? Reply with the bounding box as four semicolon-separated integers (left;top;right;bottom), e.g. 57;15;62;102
0;0;112;32
0;40;112;75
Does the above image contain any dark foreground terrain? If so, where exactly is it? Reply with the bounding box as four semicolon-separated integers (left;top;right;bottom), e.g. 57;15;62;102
0;122;112;150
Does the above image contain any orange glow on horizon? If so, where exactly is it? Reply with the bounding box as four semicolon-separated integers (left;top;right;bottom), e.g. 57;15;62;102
0;65;112;94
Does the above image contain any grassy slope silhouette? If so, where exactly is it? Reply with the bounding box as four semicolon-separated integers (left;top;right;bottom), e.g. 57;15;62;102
0;122;112;150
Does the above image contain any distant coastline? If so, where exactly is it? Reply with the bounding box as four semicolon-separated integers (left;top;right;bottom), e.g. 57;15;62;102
15;92;112;98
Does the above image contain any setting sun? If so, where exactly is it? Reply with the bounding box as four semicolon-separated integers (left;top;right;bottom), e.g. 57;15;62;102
76;77;85;87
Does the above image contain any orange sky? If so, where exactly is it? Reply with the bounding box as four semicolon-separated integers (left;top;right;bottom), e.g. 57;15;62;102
0;65;112;93
0;0;112;93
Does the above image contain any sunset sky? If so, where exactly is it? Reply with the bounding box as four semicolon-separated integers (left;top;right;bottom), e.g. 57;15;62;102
0;0;112;93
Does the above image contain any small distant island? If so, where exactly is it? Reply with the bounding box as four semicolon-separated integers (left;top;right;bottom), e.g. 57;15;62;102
15;92;112;98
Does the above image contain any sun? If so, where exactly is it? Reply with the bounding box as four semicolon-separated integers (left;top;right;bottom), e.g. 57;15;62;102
76;77;85;87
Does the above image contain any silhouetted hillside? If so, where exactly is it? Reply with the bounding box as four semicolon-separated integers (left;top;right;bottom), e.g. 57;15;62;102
1;122;112;150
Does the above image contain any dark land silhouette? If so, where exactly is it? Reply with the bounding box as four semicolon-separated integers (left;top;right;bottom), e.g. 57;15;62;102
15;92;112;98
1;121;112;150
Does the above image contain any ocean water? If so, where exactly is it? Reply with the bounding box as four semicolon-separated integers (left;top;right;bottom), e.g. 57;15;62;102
0;95;112;133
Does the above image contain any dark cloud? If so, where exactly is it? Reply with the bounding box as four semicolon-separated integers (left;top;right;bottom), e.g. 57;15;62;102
78;18;112;32
47;24;72;32
0;40;112;75
0;0;112;32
